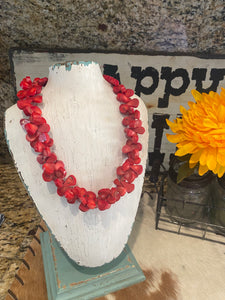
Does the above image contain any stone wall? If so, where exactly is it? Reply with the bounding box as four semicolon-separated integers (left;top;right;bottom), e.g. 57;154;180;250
1;0;224;162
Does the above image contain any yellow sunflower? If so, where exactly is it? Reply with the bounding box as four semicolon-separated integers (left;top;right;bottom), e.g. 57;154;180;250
166;88;225;177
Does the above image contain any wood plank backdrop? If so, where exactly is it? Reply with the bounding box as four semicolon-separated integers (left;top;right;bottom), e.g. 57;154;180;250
11;51;225;170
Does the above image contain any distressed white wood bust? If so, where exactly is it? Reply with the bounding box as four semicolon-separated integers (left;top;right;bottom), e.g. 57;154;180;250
5;61;148;267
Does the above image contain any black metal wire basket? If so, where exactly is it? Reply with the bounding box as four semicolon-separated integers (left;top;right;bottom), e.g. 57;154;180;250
155;172;225;245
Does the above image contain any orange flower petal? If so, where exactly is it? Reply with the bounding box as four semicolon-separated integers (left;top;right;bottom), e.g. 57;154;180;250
198;164;209;176
166;89;225;178
166;133;184;143
206;148;217;170
199;149;208;165
190;150;203;164
175;143;197;156
218;166;225;178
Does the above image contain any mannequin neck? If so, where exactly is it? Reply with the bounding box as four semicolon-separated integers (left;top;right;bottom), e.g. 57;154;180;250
44;61;104;93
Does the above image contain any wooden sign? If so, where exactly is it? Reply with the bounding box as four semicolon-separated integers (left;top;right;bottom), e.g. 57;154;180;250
11;51;225;169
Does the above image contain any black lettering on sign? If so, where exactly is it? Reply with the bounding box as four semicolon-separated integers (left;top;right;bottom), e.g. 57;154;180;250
103;64;120;82
158;67;190;108
131;66;159;97
149;113;170;183
192;68;225;93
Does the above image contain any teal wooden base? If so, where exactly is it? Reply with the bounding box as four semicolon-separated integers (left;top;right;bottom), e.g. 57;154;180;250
40;232;145;300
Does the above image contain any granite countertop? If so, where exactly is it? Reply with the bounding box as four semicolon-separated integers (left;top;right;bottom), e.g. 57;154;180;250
0;163;42;300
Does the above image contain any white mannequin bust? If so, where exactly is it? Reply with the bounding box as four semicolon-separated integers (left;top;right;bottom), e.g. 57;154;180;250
5;61;148;267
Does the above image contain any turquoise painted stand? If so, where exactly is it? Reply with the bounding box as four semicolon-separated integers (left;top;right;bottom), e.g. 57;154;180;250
40;232;145;300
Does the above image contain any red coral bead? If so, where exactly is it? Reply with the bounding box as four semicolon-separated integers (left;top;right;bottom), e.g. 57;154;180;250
125;89;134;97
79;203;89;212
17;98;33;109
117;93;130;103
34;141;45;153
30;113;46;125
117;166;125;176
43;162;55;174
55;167;66;178
42;147;51;157
33;85;42;94
130;164;143;175
113;85;121;94
26;132;38;142
97;199;111;211
38;123;50;133
120;85;126;93
20;119;30;129
124;128;135;138
65;189;76;202
128;107;135;114
86;191;97;208
46;153;57;163
54;160;64;170
107;195;116;204
23;105;42;116
98;189;110;200
132;142;142;151
134;110;140;119
129;120;142;129
27;87;38;96
117;186;127;196
20;82;31;90
122;159;131;171
87;198;97;209
130;134;139;143
37;154;47;164
128;157;141;164
42;171;53;182
103;75;119;86
20;76;32;90
57;186;67;196
122;116;132;126
25;123;38;135
86;191;96;200
38;77;48;86
122;144;133;154
110;188;121;201
127;98;139;108
128;149;140;160
134;127;145;134
64;175;76;187
119;104;129;114
17;90;27;99
45;138;53;147
122;170;137;183
121;181;134;193
38;133;50;144
31;95;43;103
33;78;40;85
54;178;64;188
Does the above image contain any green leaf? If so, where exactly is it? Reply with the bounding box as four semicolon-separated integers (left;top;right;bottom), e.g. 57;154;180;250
177;154;191;162
177;161;195;183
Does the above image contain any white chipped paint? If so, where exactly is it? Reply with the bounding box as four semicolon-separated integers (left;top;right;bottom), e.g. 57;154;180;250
5;62;148;267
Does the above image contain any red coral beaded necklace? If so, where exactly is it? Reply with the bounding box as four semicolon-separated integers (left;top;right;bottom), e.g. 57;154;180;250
17;74;145;212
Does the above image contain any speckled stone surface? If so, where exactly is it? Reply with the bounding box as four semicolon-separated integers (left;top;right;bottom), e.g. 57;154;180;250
0;163;42;300
0;1;224;298
0;0;225;162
